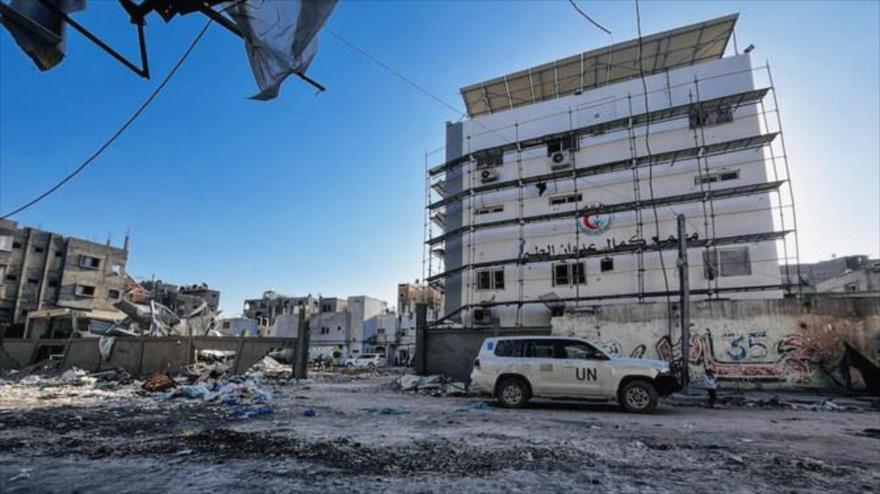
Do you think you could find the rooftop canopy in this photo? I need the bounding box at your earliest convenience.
[460,13,738,117]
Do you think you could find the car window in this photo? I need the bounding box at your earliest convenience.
[494,340,525,357]
[524,340,555,359]
[558,341,605,360]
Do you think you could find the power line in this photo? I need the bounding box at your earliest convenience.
[0,19,214,220]
[567,0,612,34]
[327,29,466,118]
[634,0,672,306]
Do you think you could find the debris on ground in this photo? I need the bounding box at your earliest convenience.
[142,372,175,392]
[457,402,490,412]
[393,374,469,397]
[364,406,410,415]
[667,391,879,413]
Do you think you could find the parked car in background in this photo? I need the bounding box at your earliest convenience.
[344,353,384,369]
[469,336,680,413]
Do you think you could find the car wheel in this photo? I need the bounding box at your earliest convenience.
[619,380,658,413]
[496,377,530,408]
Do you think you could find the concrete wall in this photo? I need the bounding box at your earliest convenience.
[423,327,550,382]
[552,296,880,391]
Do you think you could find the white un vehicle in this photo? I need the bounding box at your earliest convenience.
[469,336,680,413]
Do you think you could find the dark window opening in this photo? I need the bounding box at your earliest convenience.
[75,285,96,297]
[695,169,740,186]
[704,247,751,279]
[79,255,101,270]
[601,257,614,272]
[547,135,576,155]
[689,106,734,128]
[108,289,121,299]
[553,262,587,286]
[27,277,39,285]
[6,274,17,281]
[34,246,44,253]
[476,268,505,290]
[549,193,582,205]
[12,241,22,249]
[475,149,503,168]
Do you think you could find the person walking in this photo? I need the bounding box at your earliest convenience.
[704,369,718,408]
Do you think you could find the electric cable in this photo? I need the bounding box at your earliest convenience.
[1,19,214,220]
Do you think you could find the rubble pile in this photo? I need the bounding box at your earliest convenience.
[393,374,469,397]
[1,356,289,418]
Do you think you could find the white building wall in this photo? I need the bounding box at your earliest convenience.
[443,54,784,327]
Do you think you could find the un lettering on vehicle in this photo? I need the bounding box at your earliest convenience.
[575,368,597,381]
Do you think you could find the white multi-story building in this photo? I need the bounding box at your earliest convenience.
[426,14,798,328]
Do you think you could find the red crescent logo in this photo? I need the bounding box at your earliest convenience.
[582,213,599,230]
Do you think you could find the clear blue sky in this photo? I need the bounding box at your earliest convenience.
[1,1,878,315]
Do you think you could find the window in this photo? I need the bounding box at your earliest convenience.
[475,149,503,168]
[600,257,614,272]
[525,340,556,358]
[689,106,734,128]
[108,289,120,299]
[547,135,576,155]
[12,241,22,249]
[377,328,385,334]
[495,339,526,357]
[476,268,505,290]
[475,204,504,215]
[27,277,39,285]
[704,247,751,279]
[75,284,96,297]
[5,273,16,282]
[337,326,342,332]
[48,280,58,288]
[559,341,606,360]
[549,193,582,206]
[553,262,586,286]
[321,327,330,335]
[322,304,332,313]
[695,169,740,186]
[222,321,231,329]
[0,235,13,252]
[845,282,859,292]
[79,255,101,270]
[34,246,44,254]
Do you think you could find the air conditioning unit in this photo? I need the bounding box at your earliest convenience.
[549,151,572,170]
[473,308,492,325]
[479,169,498,183]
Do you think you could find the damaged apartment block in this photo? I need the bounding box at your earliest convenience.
[0,219,129,337]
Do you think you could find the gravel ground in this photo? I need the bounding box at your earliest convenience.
[1,371,878,493]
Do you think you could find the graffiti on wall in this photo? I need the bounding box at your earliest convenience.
[654,329,820,383]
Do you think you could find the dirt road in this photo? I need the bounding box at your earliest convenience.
[1,372,878,493]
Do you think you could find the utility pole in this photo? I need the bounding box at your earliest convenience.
[676,214,690,393]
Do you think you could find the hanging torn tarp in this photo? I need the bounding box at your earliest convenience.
[0,0,86,71]
[225,0,338,100]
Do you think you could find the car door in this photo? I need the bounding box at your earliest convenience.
[522,339,563,396]
[554,340,614,398]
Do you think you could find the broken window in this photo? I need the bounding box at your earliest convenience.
[547,135,576,155]
[223,321,231,329]
[553,262,587,286]
[108,289,121,299]
[695,169,740,186]
[689,106,734,129]
[34,246,44,254]
[600,257,614,272]
[704,247,751,279]
[5,273,16,282]
[474,149,503,169]
[79,255,101,270]
[12,241,22,249]
[475,204,504,215]
[48,280,58,288]
[27,277,39,285]
[549,193,582,206]
[322,304,332,313]
[74,284,96,297]
[476,268,505,290]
